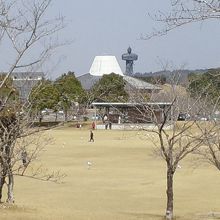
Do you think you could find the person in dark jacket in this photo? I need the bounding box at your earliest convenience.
[21,150,28,166]
[109,121,112,129]
[89,130,94,142]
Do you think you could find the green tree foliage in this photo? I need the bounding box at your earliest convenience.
[91,73,128,102]
[0,75,19,127]
[55,71,85,102]
[30,80,60,113]
[54,72,85,120]
[188,69,220,104]
[0,75,18,102]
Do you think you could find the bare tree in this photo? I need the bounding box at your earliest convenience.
[144,0,220,39]
[0,0,65,203]
[91,69,220,219]
[131,71,219,220]
[1,0,64,86]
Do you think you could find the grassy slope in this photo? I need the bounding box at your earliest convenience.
[1,127,220,220]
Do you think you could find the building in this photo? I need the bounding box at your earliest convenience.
[89,56,123,76]
[77,55,161,95]
[92,102,172,130]
[1,72,44,101]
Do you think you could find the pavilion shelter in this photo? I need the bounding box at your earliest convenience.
[92,102,172,129]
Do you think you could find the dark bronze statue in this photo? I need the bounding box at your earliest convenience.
[122,47,138,75]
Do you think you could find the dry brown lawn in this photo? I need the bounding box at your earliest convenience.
[1,126,220,220]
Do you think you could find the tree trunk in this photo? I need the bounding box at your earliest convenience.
[0,176,5,202]
[64,110,67,122]
[7,172,14,203]
[166,167,174,220]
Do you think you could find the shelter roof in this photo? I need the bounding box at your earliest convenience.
[77,73,161,91]
[92,102,172,107]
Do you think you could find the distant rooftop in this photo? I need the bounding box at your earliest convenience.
[123,75,161,91]
[77,73,161,91]
[0,72,44,101]
[77,73,101,90]
[0,72,44,80]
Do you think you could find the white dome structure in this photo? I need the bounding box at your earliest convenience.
[89,56,124,76]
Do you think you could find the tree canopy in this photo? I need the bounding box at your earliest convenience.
[53,72,85,120]
[91,73,128,102]
[54,71,85,102]
[188,68,220,105]
[30,80,60,112]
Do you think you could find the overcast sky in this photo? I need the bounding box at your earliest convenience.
[38,0,220,78]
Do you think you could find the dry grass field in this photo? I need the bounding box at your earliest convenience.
[1,126,220,220]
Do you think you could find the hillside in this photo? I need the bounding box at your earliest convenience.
[134,69,209,84]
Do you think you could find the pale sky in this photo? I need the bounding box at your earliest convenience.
[5,0,220,78]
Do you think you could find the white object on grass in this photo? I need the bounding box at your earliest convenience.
[87,161,92,169]
[177,164,182,169]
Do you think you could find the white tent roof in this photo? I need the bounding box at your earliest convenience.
[89,56,124,76]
